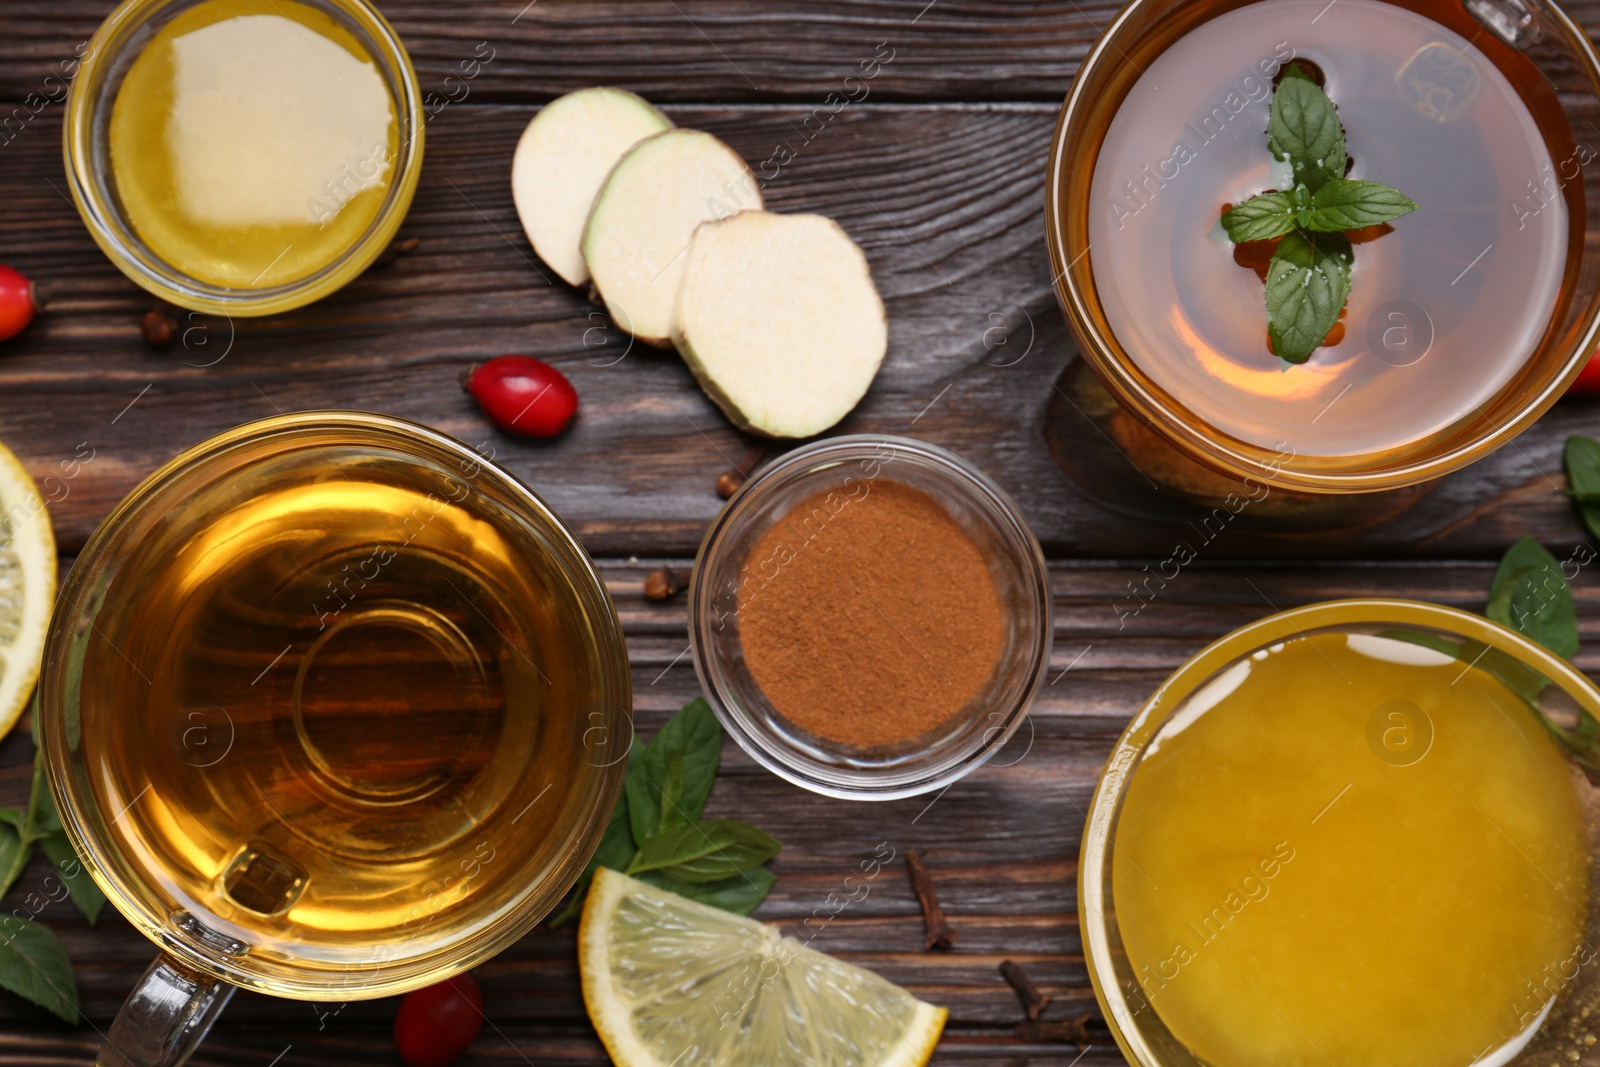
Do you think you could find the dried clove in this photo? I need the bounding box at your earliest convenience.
[372,236,420,269]
[141,308,175,350]
[1013,1015,1092,1049]
[906,850,956,950]
[715,445,769,498]
[644,566,683,601]
[1000,959,1052,1020]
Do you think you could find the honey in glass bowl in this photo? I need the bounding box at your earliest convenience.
[64,0,424,315]
[1080,600,1600,1067]
[109,0,399,290]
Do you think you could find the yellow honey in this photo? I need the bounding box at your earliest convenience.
[1114,631,1589,1067]
[109,0,398,288]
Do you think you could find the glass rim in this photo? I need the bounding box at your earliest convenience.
[1044,0,1600,493]
[1077,596,1600,1065]
[38,410,632,999]
[688,434,1054,801]
[62,0,426,317]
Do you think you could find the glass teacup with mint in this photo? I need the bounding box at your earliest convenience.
[1047,0,1600,493]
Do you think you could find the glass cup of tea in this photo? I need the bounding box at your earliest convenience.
[1081,598,1600,1066]
[1047,0,1600,492]
[37,412,632,1066]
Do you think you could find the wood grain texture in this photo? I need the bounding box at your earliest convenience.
[2,0,1600,1063]
[3,0,1106,104]
[0,101,1596,559]
[0,558,1576,1065]
[4,0,1600,103]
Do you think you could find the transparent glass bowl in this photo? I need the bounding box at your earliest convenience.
[63,0,425,316]
[689,435,1053,800]
[1046,0,1600,492]
[1081,598,1600,1066]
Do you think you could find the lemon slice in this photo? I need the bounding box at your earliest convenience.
[581,867,947,1067]
[0,443,54,740]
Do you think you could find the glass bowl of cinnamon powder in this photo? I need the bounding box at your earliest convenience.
[689,435,1052,799]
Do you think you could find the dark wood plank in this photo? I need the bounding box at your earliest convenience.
[0,102,1596,560]
[1,0,1104,105]
[0,557,1576,1064]
[6,0,1600,104]
[4,2,1600,1063]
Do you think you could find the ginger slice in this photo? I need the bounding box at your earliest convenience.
[582,129,762,345]
[673,210,887,437]
[511,87,672,287]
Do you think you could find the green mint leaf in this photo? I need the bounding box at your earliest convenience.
[635,866,776,916]
[1268,64,1346,193]
[549,750,640,928]
[0,822,27,904]
[656,750,690,834]
[1265,229,1351,363]
[0,919,79,1024]
[626,699,721,845]
[1384,623,1584,769]
[625,819,781,884]
[1306,179,1418,232]
[39,836,105,926]
[1565,435,1600,543]
[1475,643,1553,705]
[1379,629,1545,702]
[1222,191,1297,243]
[26,750,61,842]
[1488,536,1578,659]
[1292,183,1314,227]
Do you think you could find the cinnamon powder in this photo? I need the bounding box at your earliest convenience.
[738,480,1005,747]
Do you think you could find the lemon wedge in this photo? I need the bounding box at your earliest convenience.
[0,442,53,740]
[580,867,947,1067]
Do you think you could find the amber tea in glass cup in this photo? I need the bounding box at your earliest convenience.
[38,413,631,1066]
[1047,0,1600,492]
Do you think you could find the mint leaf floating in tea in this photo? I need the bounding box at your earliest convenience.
[1264,230,1353,363]
[1267,62,1346,193]
[1305,180,1420,231]
[1221,61,1418,364]
[1220,190,1298,242]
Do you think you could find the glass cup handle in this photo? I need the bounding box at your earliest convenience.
[96,955,236,1067]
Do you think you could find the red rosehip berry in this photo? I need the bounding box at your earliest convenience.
[394,974,484,1067]
[1570,350,1600,397]
[463,356,578,438]
[0,266,45,343]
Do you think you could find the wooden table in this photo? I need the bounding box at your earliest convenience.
[3,1,1600,1063]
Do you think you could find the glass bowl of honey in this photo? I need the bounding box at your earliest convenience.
[64,0,424,315]
[688,435,1053,800]
[1047,0,1600,492]
[1081,598,1600,1067]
